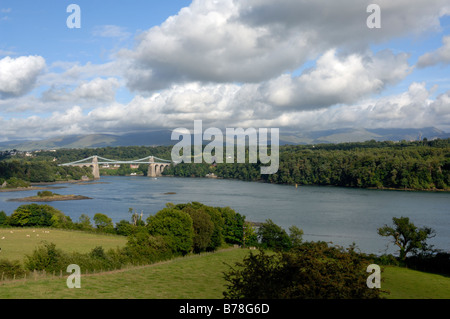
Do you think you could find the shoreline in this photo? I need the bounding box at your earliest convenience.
[163,175,450,193]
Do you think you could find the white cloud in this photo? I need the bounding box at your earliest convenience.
[1,81,449,140]
[1,0,449,141]
[120,0,446,92]
[0,56,46,98]
[42,77,120,103]
[417,35,450,68]
[260,49,412,110]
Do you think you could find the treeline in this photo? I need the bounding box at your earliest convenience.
[0,161,93,184]
[164,139,450,191]
[2,139,450,190]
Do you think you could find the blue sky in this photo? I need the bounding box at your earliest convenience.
[0,0,450,141]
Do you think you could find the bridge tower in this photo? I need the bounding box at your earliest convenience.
[92,156,100,180]
[148,156,156,178]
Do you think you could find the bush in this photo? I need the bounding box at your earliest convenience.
[223,242,383,299]
[37,191,57,197]
[0,259,26,279]
[24,242,128,273]
[4,177,30,188]
[124,233,173,264]
[8,204,73,228]
[406,252,450,276]
[24,242,69,273]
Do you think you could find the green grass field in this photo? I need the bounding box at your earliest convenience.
[0,228,128,262]
[0,248,250,299]
[0,228,448,299]
[382,266,450,299]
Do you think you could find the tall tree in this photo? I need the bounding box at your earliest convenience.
[377,216,436,261]
[146,208,194,255]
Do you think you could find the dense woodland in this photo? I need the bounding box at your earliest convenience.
[165,139,450,191]
[1,139,449,190]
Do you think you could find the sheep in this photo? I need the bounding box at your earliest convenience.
[1,237,5,240]
[26,234,30,237]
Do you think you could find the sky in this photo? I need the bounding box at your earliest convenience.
[0,0,450,142]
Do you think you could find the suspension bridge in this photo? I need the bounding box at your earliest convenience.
[59,155,173,179]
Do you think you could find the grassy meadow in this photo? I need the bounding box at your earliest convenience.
[0,228,127,262]
[0,228,448,299]
[382,266,450,299]
[0,247,250,299]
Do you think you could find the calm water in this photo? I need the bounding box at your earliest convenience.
[0,176,449,255]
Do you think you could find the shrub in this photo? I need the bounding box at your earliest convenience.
[24,242,69,273]
[9,204,72,228]
[5,177,30,188]
[37,191,57,197]
[124,233,173,264]
[406,252,450,276]
[0,259,26,279]
[223,242,383,299]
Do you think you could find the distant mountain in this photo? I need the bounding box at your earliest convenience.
[279,127,450,145]
[0,130,175,151]
[0,127,449,151]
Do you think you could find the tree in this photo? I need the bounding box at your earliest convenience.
[146,208,194,256]
[289,225,304,248]
[129,208,145,226]
[257,219,292,251]
[93,213,114,232]
[184,207,214,253]
[9,204,63,227]
[174,202,224,251]
[115,220,134,236]
[378,216,436,261]
[0,211,7,226]
[219,206,245,245]
[243,221,258,247]
[76,214,93,230]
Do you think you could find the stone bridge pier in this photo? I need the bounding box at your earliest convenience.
[147,156,170,177]
[70,155,100,179]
